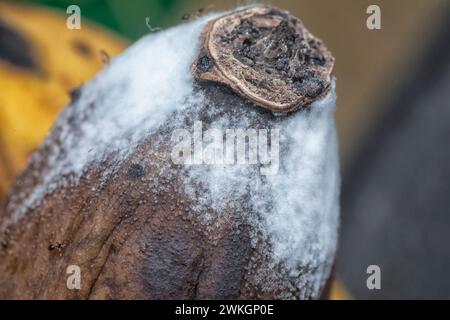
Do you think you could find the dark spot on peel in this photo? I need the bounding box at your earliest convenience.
[0,19,38,71]
[100,50,110,64]
[294,78,325,97]
[196,55,213,73]
[48,242,65,251]
[69,86,82,104]
[72,39,93,58]
[127,164,145,180]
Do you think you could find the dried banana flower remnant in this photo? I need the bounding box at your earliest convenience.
[0,6,339,300]
[192,5,334,113]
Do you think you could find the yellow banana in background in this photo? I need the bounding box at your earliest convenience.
[0,2,128,200]
[329,279,351,300]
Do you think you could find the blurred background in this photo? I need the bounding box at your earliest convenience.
[1,0,449,299]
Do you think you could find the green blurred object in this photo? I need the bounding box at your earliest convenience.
[17,0,187,40]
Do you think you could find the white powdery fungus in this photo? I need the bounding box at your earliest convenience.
[184,84,339,299]
[5,9,339,299]
[266,88,339,297]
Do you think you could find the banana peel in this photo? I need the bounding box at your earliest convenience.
[0,2,128,200]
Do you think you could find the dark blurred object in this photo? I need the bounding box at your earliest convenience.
[338,7,450,299]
